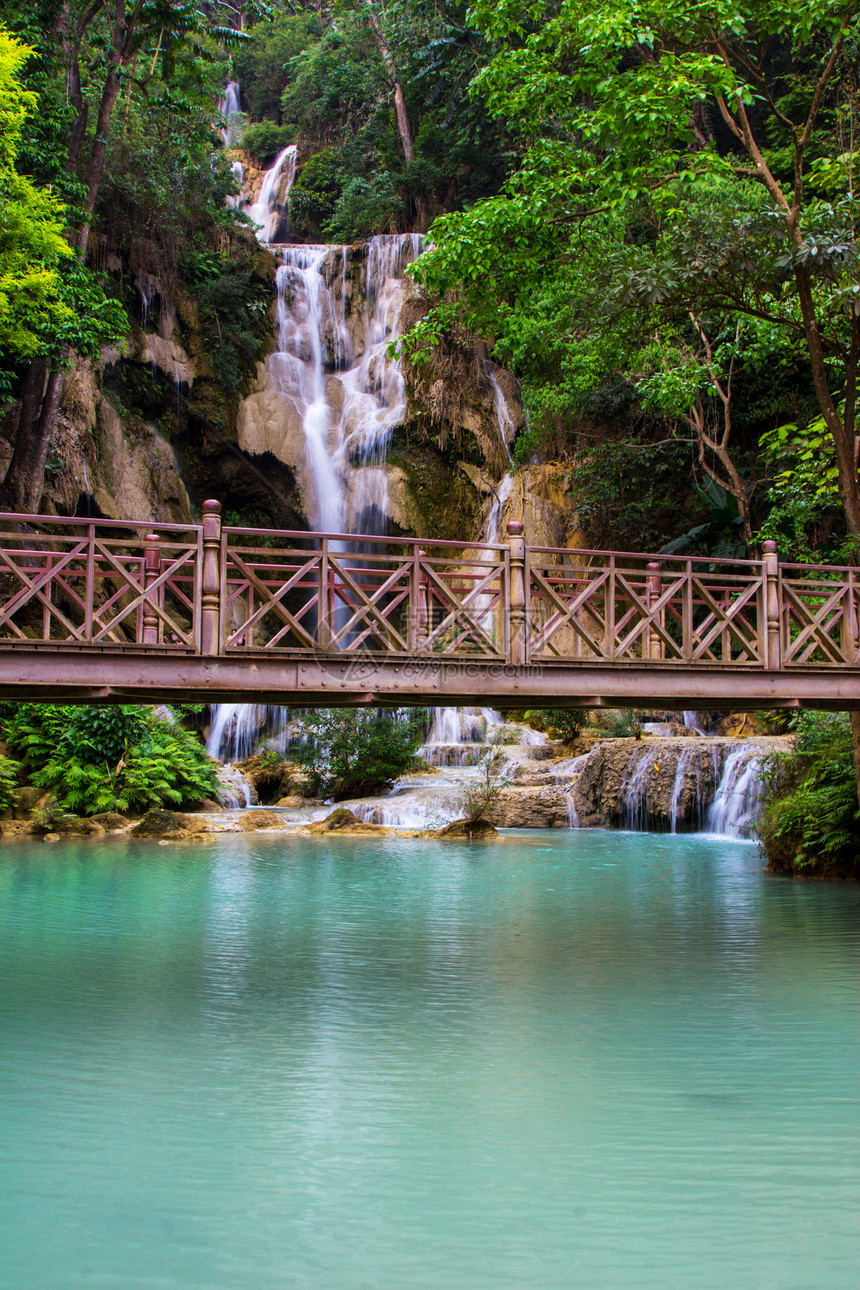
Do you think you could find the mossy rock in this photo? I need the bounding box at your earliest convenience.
[90,812,132,832]
[131,809,184,837]
[238,809,287,831]
[434,818,498,839]
[306,808,389,835]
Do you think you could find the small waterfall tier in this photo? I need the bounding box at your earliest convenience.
[566,736,788,837]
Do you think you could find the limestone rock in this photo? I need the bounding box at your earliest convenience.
[90,812,131,832]
[489,787,569,829]
[239,810,287,831]
[131,809,185,837]
[93,400,192,524]
[306,808,389,835]
[434,818,498,839]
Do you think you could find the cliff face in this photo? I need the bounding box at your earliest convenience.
[3,231,585,559]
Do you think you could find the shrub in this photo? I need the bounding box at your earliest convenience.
[2,704,218,816]
[290,709,427,799]
[241,120,294,167]
[457,735,512,822]
[597,709,644,739]
[522,709,583,743]
[758,713,860,876]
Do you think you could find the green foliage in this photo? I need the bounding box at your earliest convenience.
[182,252,270,394]
[232,11,321,122]
[2,704,218,817]
[405,0,860,550]
[522,710,583,743]
[0,752,19,813]
[457,733,512,821]
[0,27,73,383]
[288,150,341,238]
[241,120,294,167]
[758,713,860,876]
[598,710,645,739]
[291,708,427,800]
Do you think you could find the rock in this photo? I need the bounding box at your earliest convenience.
[93,399,192,525]
[0,819,37,837]
[214,763,258,808]
[238,809,287,831]
[90,812,131,832]
[488,787,569,829]
[197,799,225,812]
[305,808,389,835]
[235,755,294,804]
[43,833,61,843]
[12,786,51,819]
[434,818,498,839]
[174,814,212,834]
[131,809,184,837]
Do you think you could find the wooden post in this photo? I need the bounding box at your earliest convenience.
[201,499,221,656]
[410,547,429,650]
[762,540,780,671]
[142,533,160,646]
[646,562,663,661]
[317,538,332,650]
[507,521,528,666]
[842,568,859,663]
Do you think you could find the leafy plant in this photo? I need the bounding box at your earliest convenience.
[0,752,19,813]
[2,704,218,816]
[758,713,860,876]
[241,120,294,167]
[290,708,427,800]
[598,710,645,740]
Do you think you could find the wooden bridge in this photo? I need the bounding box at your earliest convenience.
[0,502,858,710]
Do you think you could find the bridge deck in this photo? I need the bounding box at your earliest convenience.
[0,504,857,709]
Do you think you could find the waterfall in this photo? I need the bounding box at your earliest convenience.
[209,229,426,771]
[669,742,722,833]
[206,704,297,764]
[619,744,661,830]
[482,360,515,463]
[424,707,506,768]
[227,160,245,210]
[707,745,765,838]
[247,145,298,243]
[218,80,242,146]
[683,711,708,735]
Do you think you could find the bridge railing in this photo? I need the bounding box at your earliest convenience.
[0,503,858,671]
[221,525,509,656]
[526,546,770,667]
[0,512,202,650]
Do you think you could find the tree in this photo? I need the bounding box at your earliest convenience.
[407,0,860,789]
[419,0,860,521]
[0,28,73,391]
[290,708,427,799]
[2,1,247,514]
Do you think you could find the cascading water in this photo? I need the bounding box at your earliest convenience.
[218,80,242,146]
[247,145,298,243]
[706,745,765,838]
[209,149,426,770]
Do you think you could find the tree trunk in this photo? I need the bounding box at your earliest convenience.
[365,5,429,229]
[76,67,121,256]
[4,367,66,514]
[2,360,48,509]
